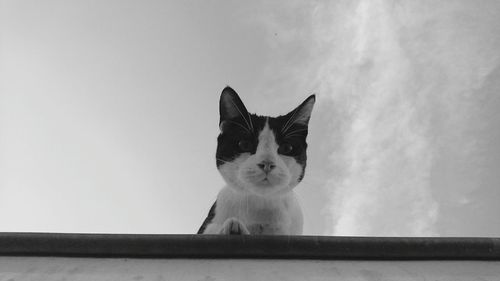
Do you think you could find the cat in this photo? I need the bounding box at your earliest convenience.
[197,86,315,235]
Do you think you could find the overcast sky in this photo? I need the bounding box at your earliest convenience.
[1,0,500,236]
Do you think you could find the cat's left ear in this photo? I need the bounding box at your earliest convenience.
[286,94,316,126]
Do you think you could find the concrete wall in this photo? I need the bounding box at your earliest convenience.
[1,257,499,281]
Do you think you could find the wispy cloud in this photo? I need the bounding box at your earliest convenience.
[258,0,500,236]
[318,0,440,236]
[320,0,500,236]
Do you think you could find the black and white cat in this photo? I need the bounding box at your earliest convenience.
[198,87,315,235]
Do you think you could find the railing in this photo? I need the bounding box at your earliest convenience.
[0,233,499,260]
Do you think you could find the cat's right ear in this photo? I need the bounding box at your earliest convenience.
[219,86,251,127]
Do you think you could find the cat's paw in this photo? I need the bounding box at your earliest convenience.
[219,218,250,235]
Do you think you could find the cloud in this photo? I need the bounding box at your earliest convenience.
[320,0,500,236]
[319,0,440,236]
[258,0,500,236]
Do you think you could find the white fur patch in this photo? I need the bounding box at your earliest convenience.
[203,186,303,235]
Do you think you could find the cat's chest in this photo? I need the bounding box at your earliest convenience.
[227,199,290,222]
[243,205,288,223]
[238,206,291,235]
[217,188,293,228]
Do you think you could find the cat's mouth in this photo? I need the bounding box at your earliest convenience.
[240,168,286,189]
[254,175,280,187]
[261,177,271,184]
[239,169,291,195]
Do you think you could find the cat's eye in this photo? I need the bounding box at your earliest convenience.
[278,142,294,155]
[237,140,253,152]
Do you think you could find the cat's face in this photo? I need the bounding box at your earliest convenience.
[216,87,315,197]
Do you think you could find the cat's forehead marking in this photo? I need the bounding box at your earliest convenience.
[256,118,278,154]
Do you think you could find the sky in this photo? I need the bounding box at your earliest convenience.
[1,0,500,236]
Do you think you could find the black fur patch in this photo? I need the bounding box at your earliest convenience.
[197,201,217,234]
[216,113,267,167]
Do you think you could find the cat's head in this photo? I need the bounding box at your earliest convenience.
[216,87,315,197]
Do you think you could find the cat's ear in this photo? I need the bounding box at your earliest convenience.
[219,86,251,125]
[285,94,316,127]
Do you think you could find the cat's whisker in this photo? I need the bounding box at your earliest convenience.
[224,120,252,134]
[228,99,253,132]
[247,112,254,131]
[284,128,308,138]
[281,107,300,134]
[285,128,308,135]
[216,158,231,164]
[283,134,304,139]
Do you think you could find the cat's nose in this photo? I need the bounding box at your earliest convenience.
[257,160,276,173]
